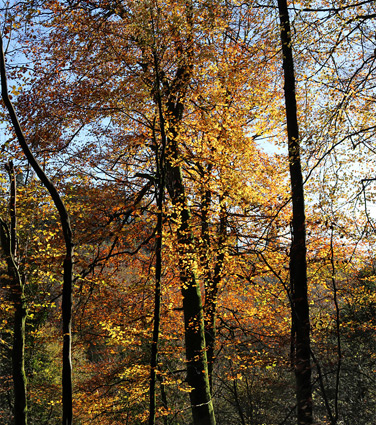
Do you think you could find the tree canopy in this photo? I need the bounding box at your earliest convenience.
[1,1,376,424]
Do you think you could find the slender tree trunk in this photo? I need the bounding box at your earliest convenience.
[277,1,313,424]
[200,184,214,388]
[0,36,74,425]
[9,162,27,425]
[12,297,27,425]
[149,126,165,425]
[206,203,226,389]
[157,373,168,425]
[0,162,28,425]
[201,188,226,391]
[62,256,73,425]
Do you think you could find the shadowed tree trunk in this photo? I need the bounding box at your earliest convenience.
[165,151,216,425]
[149,115,166,425]
[154,56,215,425]
[0,161,28,425]
[200,185,227,391]
[155,72,216,425]
[277,1,313,424]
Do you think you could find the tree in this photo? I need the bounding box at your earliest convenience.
[149,85,166,425]
[5,1,376,424]
[0,34,74,425]
[0,161,28,425]
[277,0,312,423]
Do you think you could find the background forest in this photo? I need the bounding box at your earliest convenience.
[0,0,376,424]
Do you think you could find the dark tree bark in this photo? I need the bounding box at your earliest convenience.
[0,36,74,425]
[200,186,227,391]
[277,1,313,424]
[165,153,216,425]
[155,79,216,425]
[157,61,215,425]
[148,119,165,425]
[200,186,214,388]
[157,373,168,425]
[0,161,28,425]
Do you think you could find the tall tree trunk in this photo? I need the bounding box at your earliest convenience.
[149,124,165,425]
[0,36,74,425]
[12,293,27,425]
[155,93,216,425]
[0,161,28,425]
[277,1,313,424]
[200,186,227,391]
[200,181,213,386]
[146,1,215,421]
[165,152,216,425]
[149,5,215,417]
[206,202,226,390]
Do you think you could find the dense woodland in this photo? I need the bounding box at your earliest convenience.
[0,0,376,424]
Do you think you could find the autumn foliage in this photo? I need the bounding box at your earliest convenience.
[1,1,376,424]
